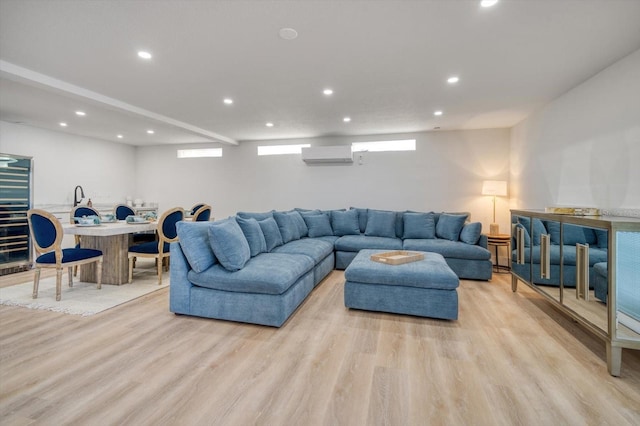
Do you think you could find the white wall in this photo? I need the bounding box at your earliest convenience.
[0,121,136,207]
[510,49,640,211]
[135,129,511,232]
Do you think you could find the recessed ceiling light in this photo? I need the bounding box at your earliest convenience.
[447,76,459,84]
[343,117,351,123]
[138,51,152,59]
[146,129,154,134]
[434,110,443,116]
[279,28,298,40]
[75,111,86,116]
[323,88,334,96]
[223,98,233,105]
[59,122,67,127]
[265,122,274,127]
[434,127,441,130]
[480,0,498,7]
[117,134,123,139]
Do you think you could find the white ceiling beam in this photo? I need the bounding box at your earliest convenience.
[0,60,238,146]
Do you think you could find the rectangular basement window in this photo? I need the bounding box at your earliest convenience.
[257,144,311,156]
[177,148,223,158]
[351,139,416,152]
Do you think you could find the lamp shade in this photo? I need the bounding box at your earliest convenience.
[482,180,508,197]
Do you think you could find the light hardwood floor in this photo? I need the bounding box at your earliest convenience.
[1,271,639,425]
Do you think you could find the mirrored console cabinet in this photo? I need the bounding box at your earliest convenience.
[510,209,640,376]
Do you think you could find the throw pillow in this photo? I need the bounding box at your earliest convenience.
[207,218,250,271]
[435,213,467,241]
[303,213,333,237]
[460,222,482,245]
[236,211,274,221]
[330,209,360,236]
[514,223,531,247]
[288,210,308,237]
[594,229,608,249]
[517,216,546,246]
[236,216,267,257]
[176,221,217,273]
[273,211,302,243]
[258,217,284,251]
[365,209,397,238]
[402,212,435,239]
[350,207,368,233]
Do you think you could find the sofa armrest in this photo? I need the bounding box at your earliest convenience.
[478,234,488,249]
[170,242,193,314]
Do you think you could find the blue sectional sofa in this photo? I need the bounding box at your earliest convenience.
[170,208,492,327]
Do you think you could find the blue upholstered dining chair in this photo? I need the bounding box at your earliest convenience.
[192,204,212,222]
[127,207,184,285]
[190,204,205,216]
[27,209,103,301]
[114,204,135,220]
[69,205,100,276]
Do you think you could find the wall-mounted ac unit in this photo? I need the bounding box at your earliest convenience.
[301,146,353,164]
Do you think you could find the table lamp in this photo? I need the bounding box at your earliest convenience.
[482,180,508,235]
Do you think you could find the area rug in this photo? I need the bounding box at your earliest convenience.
[0,265,168,316]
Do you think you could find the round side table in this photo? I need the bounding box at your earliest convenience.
[486,234,511,273]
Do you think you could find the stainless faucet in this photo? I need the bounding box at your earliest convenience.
[73,185,85,207]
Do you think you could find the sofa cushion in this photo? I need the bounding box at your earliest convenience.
[237,211,274,221]
[335,235,403,252]
[302,213,333,237]
[403,238,491,260]
[236,216,267,257]
[545,222,596,246]
[460,222,482,245]
[258,217,283,251]
[514,223,531,247]
[594,229,608,249]
[208,218,251,271]
[273,211,302,243]
[176,221,217,273]
[272,238,334,263]
[365,209,397,238]
[311,235,340,245]
[517,217,546,246]
[435,214,467,241]
[350,207,368,233]
[403,212,435,239]
[288,210,308,237]
[331,209,360,236]
[188,253,315,295]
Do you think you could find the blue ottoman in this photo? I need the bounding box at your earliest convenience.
[344,249,460,320]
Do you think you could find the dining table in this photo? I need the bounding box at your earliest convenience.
[63,220,157,285]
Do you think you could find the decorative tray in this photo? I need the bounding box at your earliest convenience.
[127,220,150,224]
[370,250,425,265]
[544,207,601,216]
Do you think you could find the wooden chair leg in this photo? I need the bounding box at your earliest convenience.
[157,256,163,285]
[68,267,73,287]
[55,268,63,301]
[32,267,41,299]
[74,265,78,277]
[128,257,134,283]
[96,258,103,290]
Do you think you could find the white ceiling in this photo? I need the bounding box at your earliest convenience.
[1,0,639,147]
